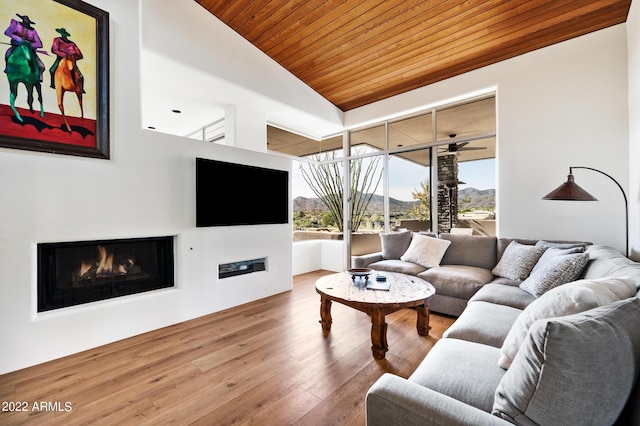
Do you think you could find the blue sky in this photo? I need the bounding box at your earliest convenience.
[458,159,496,190]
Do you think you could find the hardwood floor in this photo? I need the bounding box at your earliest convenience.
[0,271,455,425]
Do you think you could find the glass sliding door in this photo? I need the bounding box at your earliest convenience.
[269,93,496,272]
[456,144,496,236]
[348,124,385,256]
[389,148,432,233]
[348,153,384,256]
[388,112,434,233]
[434,96,496,235]
[293,153,345,242]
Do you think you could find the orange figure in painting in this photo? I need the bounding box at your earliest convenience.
[50,28,84,132]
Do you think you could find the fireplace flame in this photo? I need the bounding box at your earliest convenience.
[78,246,135,280]
[80,261,91,277]
[96,246,114,275]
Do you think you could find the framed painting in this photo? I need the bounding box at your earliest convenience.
[0,0,109,159]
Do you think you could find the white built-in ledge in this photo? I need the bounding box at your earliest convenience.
[219,257,267,279]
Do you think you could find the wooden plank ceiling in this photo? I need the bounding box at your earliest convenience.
[194,0,630,111]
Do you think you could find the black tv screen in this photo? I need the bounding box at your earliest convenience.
[196,158,289,227]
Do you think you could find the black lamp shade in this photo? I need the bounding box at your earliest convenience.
[542,166,629,257]
[542,174,598,201]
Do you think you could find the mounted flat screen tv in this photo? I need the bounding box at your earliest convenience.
[196,158,289,227]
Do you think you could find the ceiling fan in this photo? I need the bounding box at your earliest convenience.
[438,134,487,155]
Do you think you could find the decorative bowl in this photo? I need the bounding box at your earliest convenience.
[347,268,373,285]
[347,268,374,277]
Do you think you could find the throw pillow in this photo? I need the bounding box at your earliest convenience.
[400,233,451,268]
[530,245,585,274]
[493,298,640,425]
[534,240,589,250]
[491,241,547,280]
[519,252,590,297]
[498,276,637,369]
[379,231,413,259]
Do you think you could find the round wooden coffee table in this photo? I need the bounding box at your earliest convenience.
[315,271,435,360]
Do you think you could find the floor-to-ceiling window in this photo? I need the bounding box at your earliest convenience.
[347,125,385,255]
[388,148,432,232]
[388,111,434,233]
[268,93,495,265]
[345,95,496,258]
[268,125,346,244]
[435,97,496,235]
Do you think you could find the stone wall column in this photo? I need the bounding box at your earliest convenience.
[437,154,459,233]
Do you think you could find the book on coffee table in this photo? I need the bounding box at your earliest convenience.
[366,279,391,291]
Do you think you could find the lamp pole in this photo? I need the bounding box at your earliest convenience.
[563,166,629,257]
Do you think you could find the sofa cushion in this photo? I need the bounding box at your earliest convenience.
[581,245,629,278]
[439,234,497,269]
[498,276,638,369]
[491,241,547,280]
[418,265,494,299]
[443,301,522,348]
[400,233,451,268]
[493,297,640,425]
[582,245,640,286]
[427,294,469,317]
[519,252,589,297]
[469,283,536,310]
[368,259,427,275]
[380,230,413,259]
[410,338,506,413]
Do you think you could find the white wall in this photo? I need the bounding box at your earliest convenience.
[628,0,640,261]
[0,0,321,374]
[292,240,346,275]
[139,0,344,140]
[345,25,630,253]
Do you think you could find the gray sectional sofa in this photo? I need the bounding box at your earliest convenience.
[355,232,640,425]
[353,231,591,316]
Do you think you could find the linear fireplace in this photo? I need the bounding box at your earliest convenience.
[37,236,174,312]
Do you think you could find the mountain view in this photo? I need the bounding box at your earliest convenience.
[458,187,496,210]
[293,188,495,213]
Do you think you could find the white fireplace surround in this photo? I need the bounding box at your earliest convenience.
[37,236,175,312]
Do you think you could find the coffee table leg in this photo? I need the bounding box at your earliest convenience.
[416,303,430,336]
[370,311,388,360]
[319,297,332,332]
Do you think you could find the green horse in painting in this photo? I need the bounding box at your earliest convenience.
[5,43,44,122]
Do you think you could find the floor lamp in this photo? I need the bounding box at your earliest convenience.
[542,166,629,258]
